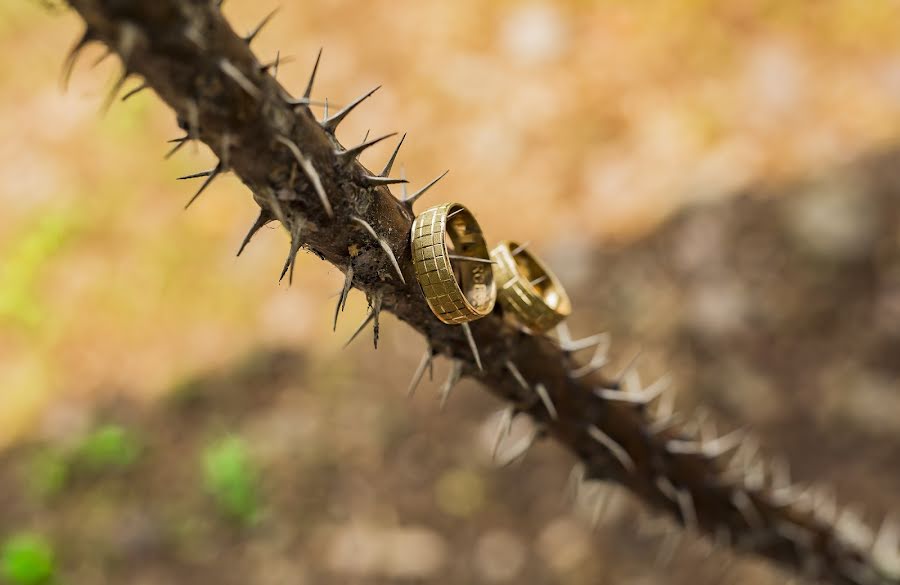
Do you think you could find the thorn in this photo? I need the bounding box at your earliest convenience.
[560,331,610,353]
[399,166,408,201]
[121,81,149,102]
[101,69,130,113]
[491,407,515,462]
[499,426,540,468]
[349,216,406,284]
[534,383,558,420]
[407,348,433,397]
[61,28,95,90]
[504,360,529,391]
[591,487,615,529]
[439,360,463,410]
[322,98,328,122]
[568,334,612,378]
[565,463,585,503]
[511,242,530,256]
[379,133,406,177]
[164,135,189,159]
[361,176,408,187]
[322,85,380,133]
[336,132,396,164]
[275,135,332,217]
[260,51,293,76]
[370,291,384,349]
[303,48,322,100]
[244,7,280,44]
[177,169,216,180]
[404,170,449,207]
[344,309,376,348]
[236,208,274,256]
[186,99,199,143]
[264,189,287,226]
[279,219,304,284]
[666,428,742,459]
[731,490,764,531]
[219,59,261,99]
[333,265,354,331]
[183,161,223,208]
[595,374,671,405]
[676,489,699,533]
[587,425,635,472]
[529,275,548,287]
[447,254,496,265]
[460,322,483,372]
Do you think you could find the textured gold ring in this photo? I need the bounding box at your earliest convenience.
[490,240,571,333]
[411,203,496,324]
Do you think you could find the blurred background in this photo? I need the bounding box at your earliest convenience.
[1,1,899,583]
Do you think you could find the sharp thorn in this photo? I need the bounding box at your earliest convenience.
[165,135,190,159]
[303,48,322,100]
[350,216,406,284]
[101,69,130,114]
[595,374,671,406]
[344,310,376,349]
[279,220,304,284]
[511,241,530,256]
[504,360,529,391]
[237,207,274,256]
[379,132,406,177]
[568,335,612,378]
[275,135,333,217]
[534,383,558,420]
[244,7,280,45]
[333,265,354,331]
[361,175,408,187]
[560,331,610,353]
[219,58,261,99]
[407,349,433,398]
[399,166,408,201]
[439,360,463,410]
[177,169,214,180]
[447,254,496,265]
[121,81,149,102]
[371,292,383,349]
[322,85,380,133]
[184,162,223,209]
[460,322,482,372]
[586,425,635,472]
[336,132,396,164]
[529,275,548,287]
[61,28,95,90]
[676,489,699,533]
[499,426,540,468]
[491,407,515,462]
[732,490,765,531]
[404,169,449,206]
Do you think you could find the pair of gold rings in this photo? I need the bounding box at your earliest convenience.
[410,203,571,333]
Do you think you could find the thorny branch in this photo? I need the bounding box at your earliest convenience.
[62,1,898,583]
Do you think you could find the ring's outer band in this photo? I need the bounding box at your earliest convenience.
[490,240,571,333]
[411,203,496,324]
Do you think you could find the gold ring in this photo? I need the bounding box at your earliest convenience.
[490,240,571,333]
[411,203,496,324]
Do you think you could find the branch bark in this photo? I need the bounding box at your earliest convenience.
[62,1,898,584]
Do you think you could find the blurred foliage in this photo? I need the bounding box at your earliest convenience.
[202,436,260,525]
[0,534,55,585]
[74,424,140,472]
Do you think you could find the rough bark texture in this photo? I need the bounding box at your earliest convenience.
[62,1,899,584]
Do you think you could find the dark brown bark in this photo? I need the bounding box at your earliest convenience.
[61,1,899,584]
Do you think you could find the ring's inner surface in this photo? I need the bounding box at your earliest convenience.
[507,241,564,310]
[444,207,493,310]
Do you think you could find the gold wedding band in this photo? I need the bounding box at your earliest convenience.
[490,241,571,333]
[411,203,496,324]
